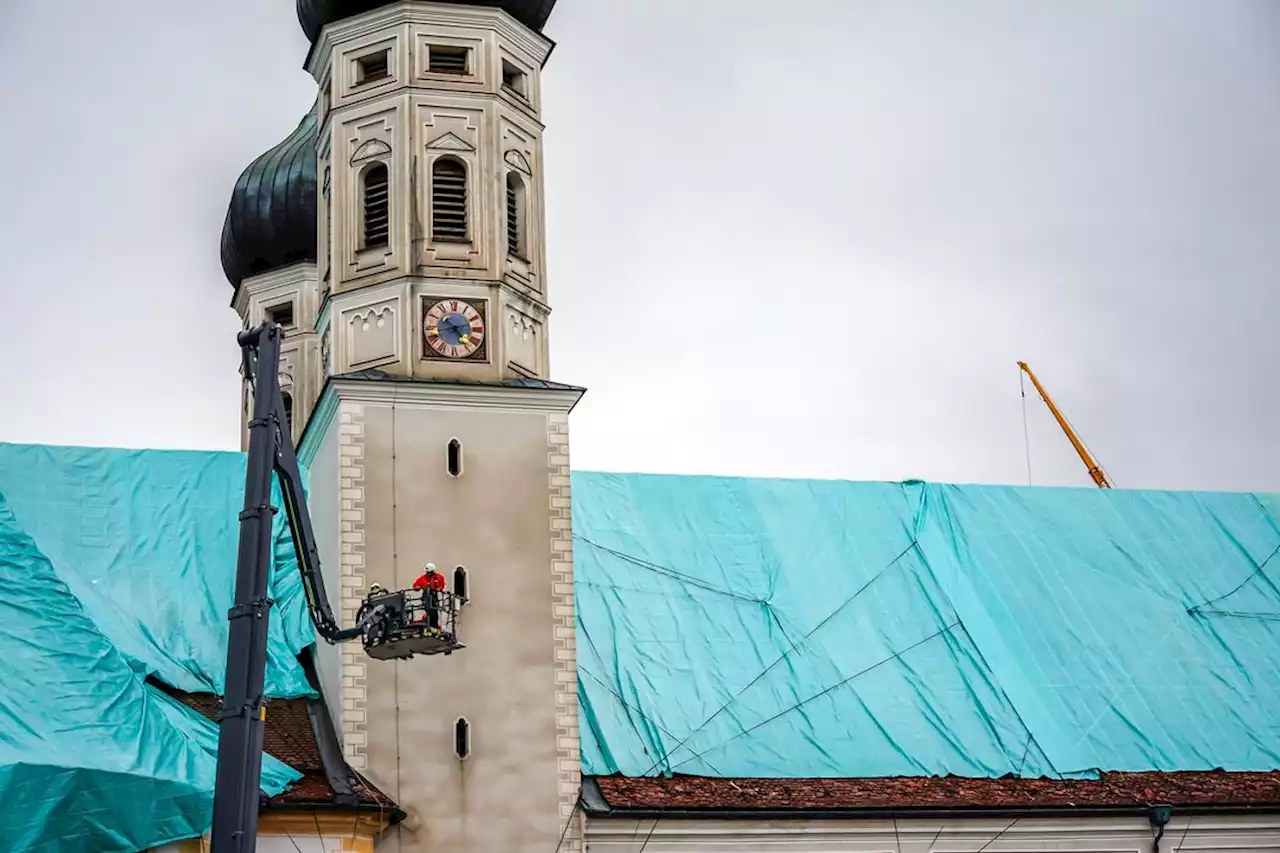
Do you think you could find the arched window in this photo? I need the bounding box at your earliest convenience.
[506,172,527,259]
[454,717,472,760]
[447,438,463,478]
[453,566,469,604]
[281,391,294,432]
[432,158,468,242]
[361,163,390,249]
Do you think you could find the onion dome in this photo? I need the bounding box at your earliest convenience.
[220,108,319,289]
[297,0,557,42]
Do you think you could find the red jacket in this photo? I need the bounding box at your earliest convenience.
[414,571,446,592]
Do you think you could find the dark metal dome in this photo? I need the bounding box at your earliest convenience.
[220,108,318,288]
[297,0,557,42]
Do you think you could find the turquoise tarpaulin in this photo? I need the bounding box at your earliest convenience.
[0,485,300,853]
[0,443,315,697]
[572,472,1280,780]
[3,440,1279,849]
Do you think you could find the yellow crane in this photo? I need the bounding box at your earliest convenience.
[1017,361,1114,489]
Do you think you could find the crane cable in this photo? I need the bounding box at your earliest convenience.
[1019,367,1033,486]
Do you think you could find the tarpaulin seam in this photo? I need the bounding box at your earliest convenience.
[940,615,1064,781]
[634,537,922,778]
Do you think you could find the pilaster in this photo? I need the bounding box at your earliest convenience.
[548,411,583,852]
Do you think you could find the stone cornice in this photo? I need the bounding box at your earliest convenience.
[231,262,318,315]
[334,376,583,412]
[300,375,583,459]
[307,1,555,81]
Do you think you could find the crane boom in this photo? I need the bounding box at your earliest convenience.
[1017,361,1113,489]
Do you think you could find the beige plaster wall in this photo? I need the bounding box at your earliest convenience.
[310,383,580,853]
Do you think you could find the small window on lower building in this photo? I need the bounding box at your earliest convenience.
[501,60,528,98]
[447,439,463,477]
[357,50,390,85]
[454,717,471,760]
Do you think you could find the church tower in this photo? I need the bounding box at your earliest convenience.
[220,2,582,851]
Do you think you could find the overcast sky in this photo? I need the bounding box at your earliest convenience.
[0,0,1276,492]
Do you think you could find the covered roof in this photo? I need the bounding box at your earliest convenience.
[170,691,397,812]
[1,439,1278,848]
[0,443,366,852]
[297,0,558,42]
[571,473,1280,784]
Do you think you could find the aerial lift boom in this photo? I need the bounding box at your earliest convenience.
[211,324,461,853]
[1017,361,1113,489]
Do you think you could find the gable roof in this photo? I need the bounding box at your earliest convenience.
[571,472,1280,783]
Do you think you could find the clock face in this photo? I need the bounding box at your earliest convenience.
[424,299,486,360]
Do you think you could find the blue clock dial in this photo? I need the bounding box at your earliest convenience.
[438,313,472,346]
[424,299,486,359]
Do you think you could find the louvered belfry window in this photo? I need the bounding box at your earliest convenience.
[432,158,468,242]
[506,172,525,258]
[362,163,390,249]
[429,45,469,75]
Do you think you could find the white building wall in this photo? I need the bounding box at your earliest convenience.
[585,814,1280,853]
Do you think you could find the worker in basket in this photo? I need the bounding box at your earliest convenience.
[413,563,446,630]
[356,583,397,646]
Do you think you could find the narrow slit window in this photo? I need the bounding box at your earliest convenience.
[506,172,526,258]
[357,50,390,85]
[454,717,471,760]
[362,163,390,249]
[429,45,470,75]
[281,391,294,432]
[432,158,468,242]
[447,439,463,477]
[453,566,469,603]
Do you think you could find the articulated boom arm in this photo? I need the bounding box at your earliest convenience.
[269,379,358,645]
[212,324,462,853]
[212,323,358,853]
[242,323,357,644]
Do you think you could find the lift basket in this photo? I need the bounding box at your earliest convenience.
[356,588,464,661]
